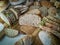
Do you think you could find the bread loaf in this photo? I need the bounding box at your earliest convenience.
[27,9,41,15]
[48,7,57,15]
[39,6,48,17]
[19,14,41,27]
[20,25,37,35]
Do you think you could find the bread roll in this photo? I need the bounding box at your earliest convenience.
[27,9,41,15]
[54,1,60,8]
[48,7,57,15]
[19,14,41,27]
[41,1,52,8]
[39,6,48,17]
[4,28,18,37]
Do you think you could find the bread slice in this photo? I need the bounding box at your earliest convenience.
[19,14,41,27]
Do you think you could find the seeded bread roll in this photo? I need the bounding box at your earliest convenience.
[48,7,57,16]
[54,1,60,8]
[19,14,41,27]
[4,28,18,37]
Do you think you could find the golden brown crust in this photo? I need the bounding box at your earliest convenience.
[41,1,52,8]
[20,25,37,35]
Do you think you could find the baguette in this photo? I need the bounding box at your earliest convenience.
[45,22,60,31]
[46,16,60,24]
[43,17,60,27]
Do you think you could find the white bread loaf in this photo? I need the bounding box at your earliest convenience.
[19,14,41,27]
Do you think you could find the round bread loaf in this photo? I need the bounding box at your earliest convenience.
[19,14,41,27]
[39,6,48,17]
[48,7,57,16]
